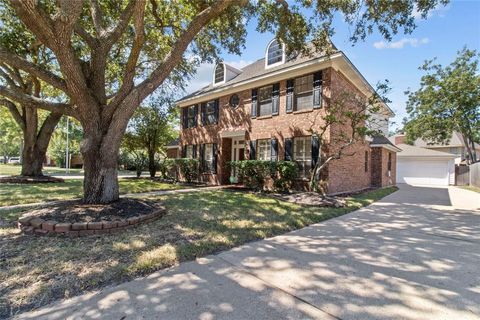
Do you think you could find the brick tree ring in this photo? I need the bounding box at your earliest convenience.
[16,199,167,237]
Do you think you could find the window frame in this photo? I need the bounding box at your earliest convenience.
[364,151,369,172]
[203,143,215,173]
[185,145,194,159]
[294,74,314,111]
[265,39,285,68]
[387,152,392,171]
[213,63,225,85]
[187,105,196,128]
[205,100,216,125]
[258,85,273,116]
[293,136,312,179]
[257,139,271,161]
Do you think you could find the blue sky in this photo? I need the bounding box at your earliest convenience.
[185,0,480,132]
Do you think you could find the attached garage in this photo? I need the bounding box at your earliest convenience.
[396,144,456,186]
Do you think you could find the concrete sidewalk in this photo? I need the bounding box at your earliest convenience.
[15,185,480,320]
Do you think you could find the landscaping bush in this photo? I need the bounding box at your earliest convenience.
[175,158,199,183]
[158,159,176,180]
[273,161,298,192]
[230,160,297,192]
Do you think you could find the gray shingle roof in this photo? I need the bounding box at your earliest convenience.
[396,144,457,158]
[178,48,331,102]
[371,135,397,147]
[166,138,179,147]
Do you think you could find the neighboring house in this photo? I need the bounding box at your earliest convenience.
[171,40,398,194]
[165,138,180,159]
[390,132,480,164]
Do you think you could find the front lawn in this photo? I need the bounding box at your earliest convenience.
[0,164,137,176]
[0,178,182,207]
[0,186,397,317]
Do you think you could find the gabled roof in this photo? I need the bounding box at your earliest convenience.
[396,144,457,158]
[370,135,402,152]
[179,49,329,102]
[166,138,179,148]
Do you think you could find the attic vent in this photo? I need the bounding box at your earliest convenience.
[214,63,225,84]
[265,39,285,68]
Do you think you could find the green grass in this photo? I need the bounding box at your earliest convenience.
[0,186,397,317]
[459,185,480,193]
[0,178,182,207]
[0,164,137,176]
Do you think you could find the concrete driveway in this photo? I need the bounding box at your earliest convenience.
[16,185,480,320]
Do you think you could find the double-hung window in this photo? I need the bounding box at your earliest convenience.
[257,139,271,160]
[294,74,314,111]
[204,143,214,172]
[294,137,312,178]
[205,101,216,125]
[185,145,194,159]
[187,106,196,128]
[258,86,273,116]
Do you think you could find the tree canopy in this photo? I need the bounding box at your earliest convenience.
[0,0,448,203]
[404,47,480,163]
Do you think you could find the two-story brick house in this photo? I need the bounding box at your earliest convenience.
[171,40,399,194]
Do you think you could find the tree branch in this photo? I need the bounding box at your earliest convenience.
[0,85,74,117]
[0,47,67,92]
[36,111,63,150]
[135,0,241,102]
[89,0,106,35]
[74,23,98,47]
[0,98,25,130]
[104,0,137,45]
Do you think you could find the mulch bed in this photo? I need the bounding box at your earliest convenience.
[21,198,164,223]
[0,175,65,184]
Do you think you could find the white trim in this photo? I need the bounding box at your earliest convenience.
[265,38,286,69]
[219,129,246,138]
[166,145,179,149]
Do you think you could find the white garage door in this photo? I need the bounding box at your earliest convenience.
[397,158,450,186]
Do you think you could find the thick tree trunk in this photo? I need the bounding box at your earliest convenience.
[21,141,45,176]
[148,151,156,178]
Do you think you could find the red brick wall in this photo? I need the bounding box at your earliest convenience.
[325,69,372,194]
[371,147,396,188]
[166,148,179,159]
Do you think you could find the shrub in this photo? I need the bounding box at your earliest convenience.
[273,161,298,192]
[230,160,298,192]
[158,159,176,180]
[175,158,199,183]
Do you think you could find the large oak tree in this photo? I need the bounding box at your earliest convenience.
[0,0,447,203]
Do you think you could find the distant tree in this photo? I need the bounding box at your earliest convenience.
[309,82,390,194]
[404,48,480,163]
[124,97,178,178]
[0,108,21,163]
[0,0,447,203]
[0,3,63,176]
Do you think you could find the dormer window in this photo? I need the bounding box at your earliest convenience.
[265,39,285,68]
[214,63,225,85]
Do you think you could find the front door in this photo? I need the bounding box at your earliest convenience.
[231,137,245,179]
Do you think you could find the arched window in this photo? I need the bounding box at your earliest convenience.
[266,39,284,67]
[214,63,224,84]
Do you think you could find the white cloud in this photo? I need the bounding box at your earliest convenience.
[184,59,254,94]
[373,37,430,50]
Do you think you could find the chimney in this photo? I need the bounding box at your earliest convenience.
[394,135,406,145]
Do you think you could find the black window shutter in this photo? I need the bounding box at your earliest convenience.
[182,108,188,129]
[272,83,280,115]
[214,99,219,124]
[313,71,322,109]
[199,144,205,172]
[286,79,294,113]
[251,89,257,118]
[311,135,320,168]
[193,145,197,158]
[249,140,256,160]
[201,103,206,126]
[212,143,218,173]
[271,138,278,161]
[193,105,198,126]
[284,138,293,161]
[181,145,186,158]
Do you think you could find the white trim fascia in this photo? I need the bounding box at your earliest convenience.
[398,155,457,160]
[178,52,342,107]
[370,144,402,152]
[219,129,246,138]
[166,145,179,149]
